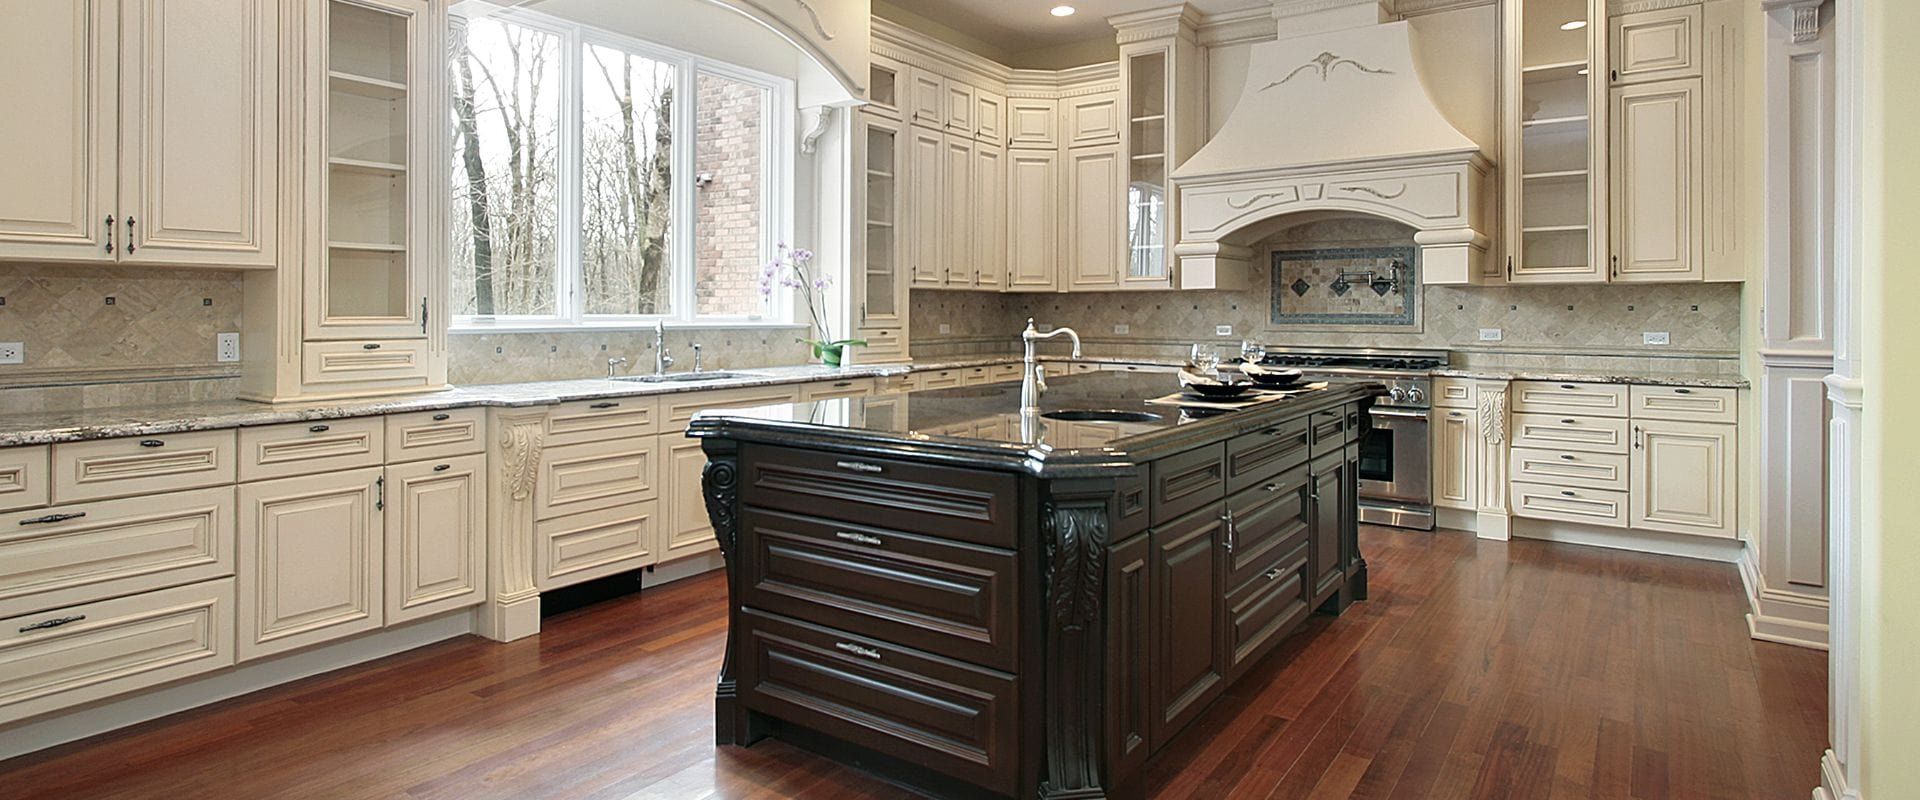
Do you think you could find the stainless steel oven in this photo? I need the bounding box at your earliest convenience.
[1357,406,1433,530]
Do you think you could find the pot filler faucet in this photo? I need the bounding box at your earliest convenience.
[1020,317,1082,414]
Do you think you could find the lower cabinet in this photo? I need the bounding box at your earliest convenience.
[237,467,384,662]
[1308,453,1350,600]
[1432,407,1479,511]
[534,500,659,591]
[384,454,487,624]
[1630,418,1736,537]
[1148,505,1226,750]
[661,435,718,561]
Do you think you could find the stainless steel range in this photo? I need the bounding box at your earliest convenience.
[1254,347,1448,530]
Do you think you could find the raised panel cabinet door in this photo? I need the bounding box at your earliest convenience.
[972,87,1004,143]
[971,142,1006,290]
[662,436,718,561]
[1105,533,1152,785]
[119,0,277,267]
[856,112,906,326]
[906,126,945,288]
[0,1,117,262]
[1148,506,1226,750]
[1432,408,1479,511]
[1066,92,1121,147]
[385,455,486,624]
[908,70,944,127]
[1067,146,1122,291]
[237,467,383,662]
[1611,78,1704,282]
[1630,419,1736,537]
[1309,457,1347,600]
[943,80,974,134]
[1610,6,1702,85]
[942,134,976,287]
[1006,149,1060,291]
[1007,97,1058,149]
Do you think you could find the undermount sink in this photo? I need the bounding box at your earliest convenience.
[612,371,761,384]
[1041,409,1164,423]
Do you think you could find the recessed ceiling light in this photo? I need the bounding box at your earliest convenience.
[1051,5,1076,17]
[1560,20,1587,30]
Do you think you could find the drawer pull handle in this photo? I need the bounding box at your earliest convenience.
[1449,411,1464,418]
[589,402,620,410]
[139,439,165,448]
[1560,384,1577,390]
[833,381,853,388]
[18,615,85,633]
[19,512,86,526]
[1561,418,1577,425]
[309,424,331,433]
[1264,568,1284,581]
[1263,482,1282,493]
[835,460,884,474]
[434,464,452,472]
[1561,491,1577,498]
[433,413,451,421]
[1674,388,1693,394]
[1560,454,1576,461]
[363,343,382,350]
[834,642,882,661]
[835,531,884,547]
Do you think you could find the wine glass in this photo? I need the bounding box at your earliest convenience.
[1240,339,1266,364]
[1190,343,1220,375]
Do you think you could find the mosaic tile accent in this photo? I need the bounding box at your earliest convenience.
[1269,246,1417,327]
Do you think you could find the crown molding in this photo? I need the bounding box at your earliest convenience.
[1197,6,1277,47]
[1389,0,1492,16]
[1109,3,1205,44]
[1609,0,1702,14]
[871,15,1014,85]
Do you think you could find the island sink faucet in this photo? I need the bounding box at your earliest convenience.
[653,320,674,376]
[1020,317,1082,414]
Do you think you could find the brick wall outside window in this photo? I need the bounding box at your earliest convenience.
[695,74,766,317]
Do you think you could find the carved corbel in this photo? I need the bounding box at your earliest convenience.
[1038,497,1111,799]
[699,437,750,745]
[482,410,546,642]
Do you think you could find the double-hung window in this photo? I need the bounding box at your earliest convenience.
[448,8,793,329]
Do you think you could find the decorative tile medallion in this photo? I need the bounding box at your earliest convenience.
[1269,246,1419,328]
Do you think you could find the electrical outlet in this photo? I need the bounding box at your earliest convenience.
[216,332,241,363]
[1113,323,1130,335]
[938,323,951,335]
[1215,324,1234,337]
[1478,328,1503,342]
[1643,331,1671,346]
[0,342,22,365]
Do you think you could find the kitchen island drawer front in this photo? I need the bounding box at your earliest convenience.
[0,578,234,726]
[52,431,236,503]
[0,487,236,619]
[1512,483,1629,528]
[535,438,659,521]
[535,500,658,590]
[1511,382,1630,418]
[1225,544,1310,678]
[741,507,1017,671]
[545,397,659,448]
[1309,408,1357,456]
[1224,466,1310,593]
[0,447,49,513]
[1629,385,1737,423]
[739,609,1018,795]
[1150,443,1225,525]
[385,409,488,463]
[1511,413,1631,454]
[238,418,384,482]
[1510,448,1630,492]
[666,386,802,431]
[1226,418,1310,494]
[742,447,1019,549]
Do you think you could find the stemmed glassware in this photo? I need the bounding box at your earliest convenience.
[1189,343,1220,375]
[1240,339,1267,364]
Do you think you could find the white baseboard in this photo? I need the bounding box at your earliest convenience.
[650,551,725,587]
[1817,749,1860,800]
[1738,547,1831,650]
[1432,508,1746,563]
[0,609,478,763]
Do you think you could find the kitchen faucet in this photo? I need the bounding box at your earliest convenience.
[1020,317,1081,414]
[653,320,674,375]
[606,356,629,380]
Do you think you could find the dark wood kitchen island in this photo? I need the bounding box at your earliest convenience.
[689,372,1380,799]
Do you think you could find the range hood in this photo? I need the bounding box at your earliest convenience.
[1171,0,1493,287]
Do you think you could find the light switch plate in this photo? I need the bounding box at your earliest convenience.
[1478,328,1503,342]
[216,333,241,363]
[1113,323,1130,335]
[938,323,951,335]
[1215,324,1234,336]
[1643,331,1671,346]
[0,343,21,365]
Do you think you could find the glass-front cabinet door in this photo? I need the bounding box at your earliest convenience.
[1122,48,1170,287]
[1504,0,1608,283]
[856,110,906,328]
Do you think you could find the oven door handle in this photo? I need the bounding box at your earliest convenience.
[1368,407,1430,421]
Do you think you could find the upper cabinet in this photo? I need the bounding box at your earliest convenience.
[1501,0,1607,284]
[0,0,277,268]
[1114,7,1204,290]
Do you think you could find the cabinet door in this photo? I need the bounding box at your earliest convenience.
[971,142,1006,290]
[1067,146,1122,291]
[119,0,277,267]
[1066,92,1121,147]
[238,467,383,661]
[1630,419,1735,537]
[662,436,718,561]
[1006,149,1060,292]
[385,455,486,624]
[942,135,976,288]
[906,126,945,288]
[857,112,906,326]
[1149,506,1226,749]
[1432,407,1479,511]
[1007,97,1058,149]
[1106,533,1152,783]
[1611,78,1703,282]
[0,1,117,263]
[944,80,974,134]
[908,71,944,127]
[1610,6,1702,85]
[1309,457,1349,600]
[973,87,1004,143]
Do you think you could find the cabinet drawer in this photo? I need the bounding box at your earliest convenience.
[1225,542,1310,678]
[238,417,384,482]
[740,507,1017,671]
[546,396,659,448]
[738,608,1019,795]
[989,362,1023,383]
[1611,6,1701,84]
[1511,381,1630,418]
[535,500,658,591]
[1150,443,1225,525]
[1511,413,1630,454]
[535,438,659,520]
[1310,409,1356,456]
[385,408,487,463]
[742,446,1019,549]
[961,365,994,386]
[0,446,49,512]
[1224,465,1310,593]
[0,578,235,726]
[1512,483,1629,528]
[52,430,236,503]
[914,368,965,390]
[799,377,874,402]
[1629,384,1737,423]
[857,327,906,363]
[1226,417,1310,494]
[1432,378,1477,409]
[1510,448,1630,492]
[301,340,432,391]
[0,487,236,619]
[664,385,801,431]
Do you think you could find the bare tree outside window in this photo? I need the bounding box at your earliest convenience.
[449,15,561,318]
[583,45,676,316]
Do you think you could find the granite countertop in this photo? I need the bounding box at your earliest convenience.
[1429,367,1749,389]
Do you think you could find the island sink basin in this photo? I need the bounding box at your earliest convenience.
[1041,409,1163,423]
[612,371,761,384]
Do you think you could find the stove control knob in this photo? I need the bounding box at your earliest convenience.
[1389,387,1409,404]
[1407,387,1426,404]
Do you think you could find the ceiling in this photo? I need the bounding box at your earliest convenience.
[879,0,1263,55]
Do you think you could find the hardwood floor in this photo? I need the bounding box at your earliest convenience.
[0,528,1827,800]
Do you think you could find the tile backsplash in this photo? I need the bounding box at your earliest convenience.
[0,263,243,387]
[449,327,813,384]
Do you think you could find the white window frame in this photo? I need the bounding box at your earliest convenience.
[450,7,797,332]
